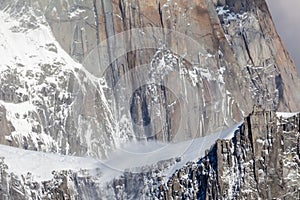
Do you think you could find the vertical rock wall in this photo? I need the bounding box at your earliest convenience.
[0,0,299,157]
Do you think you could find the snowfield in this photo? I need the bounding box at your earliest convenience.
[0,122,243,183]
[0,144,100,182]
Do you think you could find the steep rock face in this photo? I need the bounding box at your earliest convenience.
[0,7,117,158]
[155,108,300,199]
[0,0,299,157]
[44,0,300,140]
[0,108,299,199]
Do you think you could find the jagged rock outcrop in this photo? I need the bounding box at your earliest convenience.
[1,108,299,199]
[0,0,299,159]
[155,108,300,199]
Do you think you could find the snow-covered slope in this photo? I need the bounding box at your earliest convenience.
[0,122,241,183]
[0,7,120,158]
[0,144,99,182]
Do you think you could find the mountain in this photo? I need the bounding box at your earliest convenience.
[0,0,299,158]
[0,0,299,199]
[1,107,299,199]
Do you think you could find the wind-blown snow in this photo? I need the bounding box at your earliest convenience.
[104,122,242,174]
[0,122,242,183]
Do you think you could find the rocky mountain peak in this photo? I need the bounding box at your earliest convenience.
[0,0,299,199]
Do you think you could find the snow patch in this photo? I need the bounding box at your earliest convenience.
[276,112,298,119]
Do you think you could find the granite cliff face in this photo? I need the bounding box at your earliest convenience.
[0,0,300,199]
[0,0,299,159]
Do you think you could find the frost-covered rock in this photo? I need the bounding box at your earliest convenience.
[0,7,118,158]
[0,107,299,199]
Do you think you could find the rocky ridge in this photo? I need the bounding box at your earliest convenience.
[0,107,299,199]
